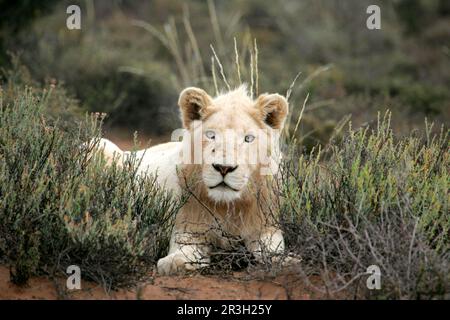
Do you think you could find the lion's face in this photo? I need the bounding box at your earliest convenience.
[178,86,288,203]
[199,107,263,202]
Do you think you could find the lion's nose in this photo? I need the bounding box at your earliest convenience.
[212,164,238,176]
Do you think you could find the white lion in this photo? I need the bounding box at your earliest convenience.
[92,85,291,275]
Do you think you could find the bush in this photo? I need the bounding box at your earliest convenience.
[279,114,449,299]
[0,85,182,289]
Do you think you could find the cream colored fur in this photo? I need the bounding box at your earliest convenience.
[93,85,291,275]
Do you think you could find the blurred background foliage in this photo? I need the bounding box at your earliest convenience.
[0,0,449,149]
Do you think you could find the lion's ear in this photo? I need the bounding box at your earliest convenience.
[255,93,289,130]
[178,87,213,128]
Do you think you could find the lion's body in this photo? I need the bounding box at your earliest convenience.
[94,85,290,274]
[132,142,183,196]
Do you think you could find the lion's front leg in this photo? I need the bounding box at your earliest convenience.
[157,232,211,275]
[246,228,301,267]
[246,228,285,263]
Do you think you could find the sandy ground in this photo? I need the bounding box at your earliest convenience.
[0,266,323,300]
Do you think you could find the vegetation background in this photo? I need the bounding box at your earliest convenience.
[0,0,448,299]
[1,0,449,145]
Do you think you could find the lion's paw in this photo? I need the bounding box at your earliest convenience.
[157,252,208,276]
[280,254,302,267]
[262,254,302,268]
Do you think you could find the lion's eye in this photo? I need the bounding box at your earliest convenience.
[244,134,255,143]
[205,130,216,140]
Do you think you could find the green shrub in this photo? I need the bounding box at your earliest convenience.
[0,85,182,288]
[279,114,449,298]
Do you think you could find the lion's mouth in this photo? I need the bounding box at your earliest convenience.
[209,181,239,192]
